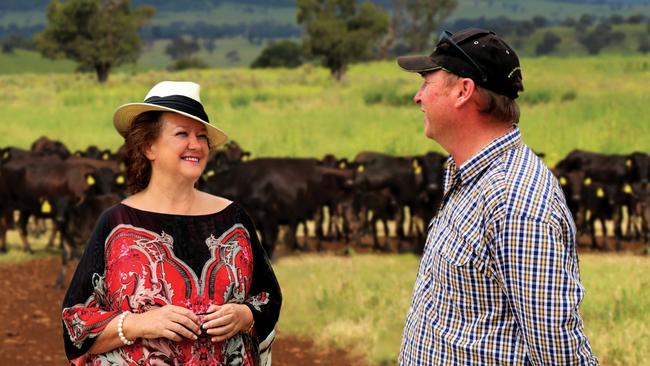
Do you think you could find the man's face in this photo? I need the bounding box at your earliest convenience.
[413,70,455,141]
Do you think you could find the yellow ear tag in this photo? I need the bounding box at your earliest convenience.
[623,184,632,194]
[339,162,347,169]
[86,175,96,186]
[626,159,632,168]
[102,152,110,160]
[2,150,9,160]
[242,155,250,162]
[116,175,125,185]
[41,200,52,214]
[414,166,422,175]
[559,177,567,186]
[357,165,365,173]
[596,188,605,198]
[583,177,592,186]
[206,170,215,177]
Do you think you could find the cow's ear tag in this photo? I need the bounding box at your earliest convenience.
[102,152,110,160]
[41,200,52,214]
[596,188,605,198]
[626,159,632,168]
[206,170,215,178]
[583,177,592,186]
[2,150,9,160]
[75,151,82,157]
[623,184,632,194]
[339,161,347,169]
[559,176,567,186]
[86,174,96,186]
[242,155,250,162]
[357,165,365,173]
[116,175,125,185]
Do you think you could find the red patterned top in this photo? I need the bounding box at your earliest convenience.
[62,203,281,366]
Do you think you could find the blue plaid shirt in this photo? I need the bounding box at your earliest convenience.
[399,128,598,365]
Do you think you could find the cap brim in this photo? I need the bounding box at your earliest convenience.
[113,103,228,150]
[397,55,443,73]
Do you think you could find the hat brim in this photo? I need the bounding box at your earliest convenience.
[397,55,443,73]
[113,103,228,150]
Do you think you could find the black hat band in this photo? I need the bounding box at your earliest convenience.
[144,95,210,123]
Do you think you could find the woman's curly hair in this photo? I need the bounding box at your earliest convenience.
[123,111,163,194]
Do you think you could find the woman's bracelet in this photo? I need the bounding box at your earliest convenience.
[117,311,135,346]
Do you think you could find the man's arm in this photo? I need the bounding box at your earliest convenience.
[491,215,598,365]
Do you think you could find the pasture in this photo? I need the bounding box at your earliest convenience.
[0,54,648,164]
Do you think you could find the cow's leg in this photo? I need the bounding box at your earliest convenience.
[17,212,33,254]
[588,217,599,251]
[0,215,7,253]
[613,208,623,251]
[46,221,59,249]
[599,217,609,251]
[314,209,324,252]
[56,231,72,289]
[395,207,406,253]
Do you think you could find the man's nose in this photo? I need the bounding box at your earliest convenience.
[413,90,422,104]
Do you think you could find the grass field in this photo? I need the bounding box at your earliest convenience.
[274,252,650,366]
[1,54,648,165]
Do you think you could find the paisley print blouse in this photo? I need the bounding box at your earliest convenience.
[62,202,281,365]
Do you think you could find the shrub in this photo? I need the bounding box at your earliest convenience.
[167,57,208,71]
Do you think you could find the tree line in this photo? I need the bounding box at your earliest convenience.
[3,0,649,83]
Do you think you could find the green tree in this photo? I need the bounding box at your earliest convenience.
[251,40,304,69]
[297,0,389,80]
[401,0,457,52]
[34,0,154,82]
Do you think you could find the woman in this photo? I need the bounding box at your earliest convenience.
[62,81,281,365]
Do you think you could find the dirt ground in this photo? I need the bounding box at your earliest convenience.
[0,256,365,366]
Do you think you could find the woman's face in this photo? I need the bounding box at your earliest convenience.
[145,112,210,183]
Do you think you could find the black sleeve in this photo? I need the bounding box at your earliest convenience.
[61,209,118,360]
[236,204,282,343]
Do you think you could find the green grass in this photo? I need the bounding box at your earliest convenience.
[0,48,76,74]
[273,252,650,366]
[0,54,648,165]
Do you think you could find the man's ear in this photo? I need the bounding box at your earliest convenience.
[454,78,476,108]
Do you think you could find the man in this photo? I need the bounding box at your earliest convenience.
[397,29,598,365]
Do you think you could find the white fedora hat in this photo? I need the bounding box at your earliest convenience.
[113,81,228,149]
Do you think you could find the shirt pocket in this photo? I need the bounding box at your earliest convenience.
[436,224,473,267]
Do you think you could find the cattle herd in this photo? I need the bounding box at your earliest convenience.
[0,137,649,287]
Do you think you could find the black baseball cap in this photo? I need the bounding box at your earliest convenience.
[397,28,524,99]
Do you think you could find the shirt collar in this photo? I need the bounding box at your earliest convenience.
[445,126,522,188]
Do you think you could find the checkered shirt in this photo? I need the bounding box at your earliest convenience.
[399,128,598,365]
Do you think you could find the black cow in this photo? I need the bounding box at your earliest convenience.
[0,156,123,253]
[30,136,71,159]
[202,158,350,257]
[55,193,121,288]
[352,151,444,252]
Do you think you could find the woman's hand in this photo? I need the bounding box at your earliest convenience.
[126,305,202,342]
[202,304,254,343]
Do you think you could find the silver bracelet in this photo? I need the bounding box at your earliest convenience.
[117,311,135,346]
